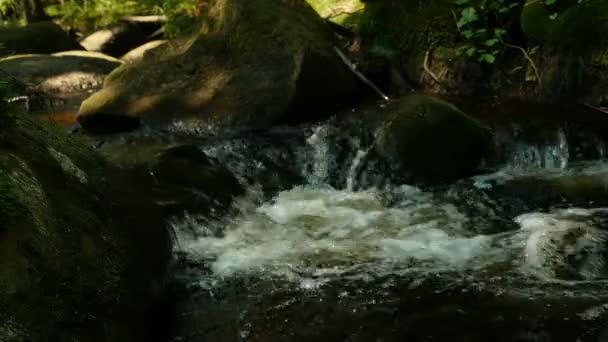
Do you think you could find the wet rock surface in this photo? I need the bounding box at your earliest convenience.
[0,110,172,341]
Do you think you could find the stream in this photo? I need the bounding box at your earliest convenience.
[160,109,608,341]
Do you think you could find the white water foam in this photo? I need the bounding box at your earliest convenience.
[516,208,608,281]
[174,183,608,287]
[174,186,495,282]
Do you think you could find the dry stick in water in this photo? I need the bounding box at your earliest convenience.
[333,46,390,101]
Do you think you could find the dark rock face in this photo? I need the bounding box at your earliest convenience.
[78,0,358,133]
[0,22,83,57]
[372,95,491,181]
[0,110,172,341]
[104,142,246,218]
[79,16,166,58]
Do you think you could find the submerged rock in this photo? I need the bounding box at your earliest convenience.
[0,111,172,341]
[79,15,166,57]
[0,51,122,112]
[0,22,83,57]
[78,0,358,133]
[373,95,490,181]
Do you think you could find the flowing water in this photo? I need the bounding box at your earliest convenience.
[168,117,608,341]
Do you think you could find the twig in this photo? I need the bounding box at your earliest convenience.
[451,10,462,33]
[500,39,543,90]
[422,49,443,85]
[333,46,390,101]
[581,102,608,115]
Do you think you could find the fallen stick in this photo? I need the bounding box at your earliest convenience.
[422,49,443,85]
[581,102,608,115]
[334,46,390,101]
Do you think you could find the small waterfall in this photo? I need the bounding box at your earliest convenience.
[346,149,370,191]
[499,127,570,170]
[305,125,332,186]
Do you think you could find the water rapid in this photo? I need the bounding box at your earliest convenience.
[169,120,608,341]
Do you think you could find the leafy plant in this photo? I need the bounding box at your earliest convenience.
[453,0,523,64]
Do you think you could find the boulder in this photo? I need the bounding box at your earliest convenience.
[521,0,608,60]
[0,51,122,112]
[78,0,358,133]
[101,142,245,217]
[306,0,365,27]
[0,22,83,57]
[79,15,166,57]
[0,110,172,341]
[521,0,608,103]
[372,95,490,181]
[121,40,168,63]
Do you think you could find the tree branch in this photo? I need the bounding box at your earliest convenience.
[500,39,543,90]
[334,46,390,101]
[422,49,443,86]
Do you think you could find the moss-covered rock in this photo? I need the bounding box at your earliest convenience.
[521,0,608,66]
[0,22,83,57]
[120,40,168,63]
[373,95,490,181]
[0,52,122,113]
[0,110,172,341]
[78,0,358,133]
[305,0,365,28]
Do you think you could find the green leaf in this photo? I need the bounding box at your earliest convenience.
[454,0,470,5]
[510,66,524,73]
[528,46,539,55]
[548,12,558,20]
[457,7,479,28]
[545,0,557,4]
[494,28,507,36]
[479,53,496,64]
[462,29,475,39]
[485,38,499,47]
[466,46,477,57]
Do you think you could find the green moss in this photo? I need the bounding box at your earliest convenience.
[375,95,490,180]
[360,1,457,51]
[305,0,365,27]
[0,170,26,226]
[522,0,608,65]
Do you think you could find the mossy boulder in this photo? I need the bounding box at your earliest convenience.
[521,0,608,103]
[373,95,490,181]
[305,0,366,28]
[0,22,83,57]
[120,40,168,63]
[0,51,122,112]
[522,0,608,65]
[78,0,358,133]
[0,111,172,341]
